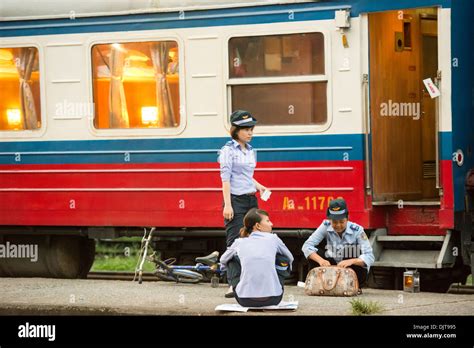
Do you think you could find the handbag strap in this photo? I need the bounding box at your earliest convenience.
[317,268,342,291]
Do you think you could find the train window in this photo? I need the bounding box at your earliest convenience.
[0,47,42,131]
[91,41,180,129]
[228,33,327,126]
[232,82,327,125]
[229,33,324,78]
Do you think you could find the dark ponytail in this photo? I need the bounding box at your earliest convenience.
[239,208,269,238]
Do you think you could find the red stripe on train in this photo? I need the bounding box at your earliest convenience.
[0,160,454,232]
[0,161,363,228]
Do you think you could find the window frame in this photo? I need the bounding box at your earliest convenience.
[86,35,186,137]
[224,29,332,134]
[0,43,46,138]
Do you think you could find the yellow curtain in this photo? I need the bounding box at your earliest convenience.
[150,42,175,128]
[14,47,39,130]
[109,45,129,128]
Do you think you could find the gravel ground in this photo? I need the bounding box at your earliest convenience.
[0,277,472,316]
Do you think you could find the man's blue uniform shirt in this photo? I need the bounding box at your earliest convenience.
[302,220,375,270]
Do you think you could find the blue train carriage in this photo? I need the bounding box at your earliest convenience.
[0,0,472,290]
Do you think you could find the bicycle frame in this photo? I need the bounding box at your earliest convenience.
[152,255,225,284]
[168,263,223,275]
[134,227,224,284]
[134,227,155,284]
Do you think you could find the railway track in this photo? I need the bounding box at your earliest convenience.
[447,284,474,294]
[87,271,158,282]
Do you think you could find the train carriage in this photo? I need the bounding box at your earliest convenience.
[0,0,472,290]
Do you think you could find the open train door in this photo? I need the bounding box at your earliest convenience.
[368,8,440,203]
[365,8,470,291]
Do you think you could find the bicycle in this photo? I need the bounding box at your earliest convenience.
[134,227,224,285]
[150,250,224,285]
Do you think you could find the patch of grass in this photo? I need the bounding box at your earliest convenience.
[95,239,142,256]
[91,255,156,272]
[349,298,384,315]
[113,236,144,242]
[92,238,158,272]
[467,274,473,285]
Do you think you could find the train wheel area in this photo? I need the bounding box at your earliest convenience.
[0,234,95,279]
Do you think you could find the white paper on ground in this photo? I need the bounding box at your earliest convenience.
[215,301,298,312]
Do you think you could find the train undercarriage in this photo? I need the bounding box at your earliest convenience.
[0,223,471,293]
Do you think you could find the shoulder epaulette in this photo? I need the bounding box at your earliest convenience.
[220,141,233,150]
[349,223,360,232]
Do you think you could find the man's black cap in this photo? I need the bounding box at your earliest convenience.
[326,198,348,220]
[230,110,257,127]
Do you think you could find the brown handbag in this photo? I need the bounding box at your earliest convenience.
[304,266,359,296]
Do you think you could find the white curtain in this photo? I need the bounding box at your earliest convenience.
[109,46,129,128]
[150,42,175,128]
[14,48,38,130]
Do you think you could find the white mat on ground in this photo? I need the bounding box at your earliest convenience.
[215,301,298,312]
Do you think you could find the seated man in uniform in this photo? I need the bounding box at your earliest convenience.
[301,198,374,287]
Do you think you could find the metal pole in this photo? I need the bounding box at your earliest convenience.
[363,73,371,194]
[435,70,441,190]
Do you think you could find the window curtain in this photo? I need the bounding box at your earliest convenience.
[150,42,175,128]
[109,45,129,128]
[14,48,38,130]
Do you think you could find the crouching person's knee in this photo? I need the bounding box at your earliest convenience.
[226,255,242,288]
[275,254,291,287]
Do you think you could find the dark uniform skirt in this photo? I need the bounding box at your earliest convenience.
[223,193,258,247]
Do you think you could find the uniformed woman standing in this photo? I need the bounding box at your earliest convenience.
[219,110,268,248]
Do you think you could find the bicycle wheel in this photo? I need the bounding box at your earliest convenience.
[154,268,203,284]
[173,269,204,283]
[154,269,178,282]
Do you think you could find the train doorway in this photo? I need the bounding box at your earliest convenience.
[368,8,440,203]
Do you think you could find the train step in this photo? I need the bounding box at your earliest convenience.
[369,229,455,269]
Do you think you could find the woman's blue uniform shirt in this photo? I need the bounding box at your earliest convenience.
[220,232,294,298]
[219,139,257,195]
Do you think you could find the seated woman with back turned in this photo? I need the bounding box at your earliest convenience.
[220,208,294,307]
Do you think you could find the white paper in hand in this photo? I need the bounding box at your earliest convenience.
[261,189,272,201]
[423,78,440,98]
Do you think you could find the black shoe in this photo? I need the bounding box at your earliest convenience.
[225,286,235,298]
